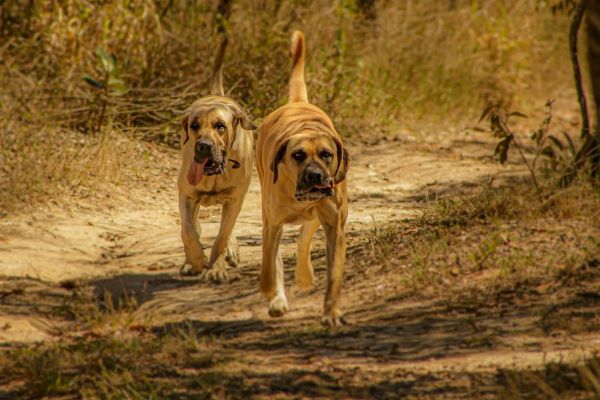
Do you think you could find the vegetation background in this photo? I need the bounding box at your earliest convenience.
[0,0,573,212]
[3,1,600,398]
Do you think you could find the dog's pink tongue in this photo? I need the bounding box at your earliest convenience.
[187,159,209,186]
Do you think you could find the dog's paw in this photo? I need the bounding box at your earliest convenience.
[180,263,204,276]
[321,313,348,328]
[268,295,289,318]
[225,236,240,268]
[180,253,208,276]
[201,266,230,283]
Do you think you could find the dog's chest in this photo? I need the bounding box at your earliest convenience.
[195,189,233,206]
[192,170,246,206]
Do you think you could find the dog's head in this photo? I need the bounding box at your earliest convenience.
[181,97,255,186]
[272,131,349,201]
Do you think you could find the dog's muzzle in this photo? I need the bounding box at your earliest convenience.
[295,165,334,201]
[194,139,226,176]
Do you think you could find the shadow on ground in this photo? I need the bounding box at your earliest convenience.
[90,272,199,307]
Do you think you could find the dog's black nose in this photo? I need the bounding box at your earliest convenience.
[195,139,213,159]
[304,168,323,185]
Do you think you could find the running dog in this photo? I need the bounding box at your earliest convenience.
[178,38,256,282]
[255,31,350,326]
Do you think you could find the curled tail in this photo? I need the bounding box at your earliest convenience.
[289,30,308,103]
[210,36,228,96]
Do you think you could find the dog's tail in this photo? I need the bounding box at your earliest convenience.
[289,30,308,103]
[209,36,228,96]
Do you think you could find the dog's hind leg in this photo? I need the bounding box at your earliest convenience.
[296,219,320,290]
[260,222,288,317]
[179,194,209,275]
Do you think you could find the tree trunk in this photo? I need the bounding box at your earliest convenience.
[560,0,600,186]
[587,0,600,176]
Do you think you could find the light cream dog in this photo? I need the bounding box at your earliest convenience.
[178,38,256,282]
[256,31,350,326]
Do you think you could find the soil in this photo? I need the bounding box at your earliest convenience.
[1,125,599,398]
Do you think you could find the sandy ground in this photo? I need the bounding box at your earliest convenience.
[2,127,599,397]
[0,130,516,337]
[0,133,514,281]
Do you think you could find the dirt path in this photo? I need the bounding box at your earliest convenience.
[4,129,600,398]
[0,134,513,279]
[0,131,517,341]
[2,127,600,397]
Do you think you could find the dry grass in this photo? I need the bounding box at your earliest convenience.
[0,3,595,397]
[1,178,599,398]
[359,178,600,296]
[500,357,600,399]
[2,0,571,130]
[0,113,151,213]
[0,0,572,212]
[0,325,225,398]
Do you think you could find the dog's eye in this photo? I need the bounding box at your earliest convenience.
[292,151,306,162]
[215,122,226,133]
[190,121,199,131]
[320,151,333,162]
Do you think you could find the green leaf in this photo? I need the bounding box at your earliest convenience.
[547,135,564,151]
[96,47,114,73]
[541,145,557,159]
[508,111,528,119]
[478,103,494,123]
[494,134,513,165]
[470,126,487,132]
[108,77,128,96]
[83,76,105,89]
[531,129,542,144]
[562,131,576,156]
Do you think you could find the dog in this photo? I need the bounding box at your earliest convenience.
[178,37,256,282]
[255,31,350,326]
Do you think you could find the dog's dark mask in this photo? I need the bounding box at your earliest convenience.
[271,136,349,201]
[295,160,335,201]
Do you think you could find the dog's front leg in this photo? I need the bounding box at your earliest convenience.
[318,205,347,327]
[260,221,288,317]
[179,193,208,275]
[296,219,320,289]
[203,198,244,283]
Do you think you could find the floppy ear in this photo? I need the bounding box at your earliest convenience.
[235,111,257,131]
[271,141,289,183]
[180,114,190,145]
[333,139,349,184]
[229,104,257,131]
[228,105,256,152]
[237,114,257,131]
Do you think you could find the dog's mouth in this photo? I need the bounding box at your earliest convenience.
[295,182,334,201]
[201,158,226,176]
[187,157,226,186]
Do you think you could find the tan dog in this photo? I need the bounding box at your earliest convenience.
[178,38,256,282]
[256,31,349,326]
